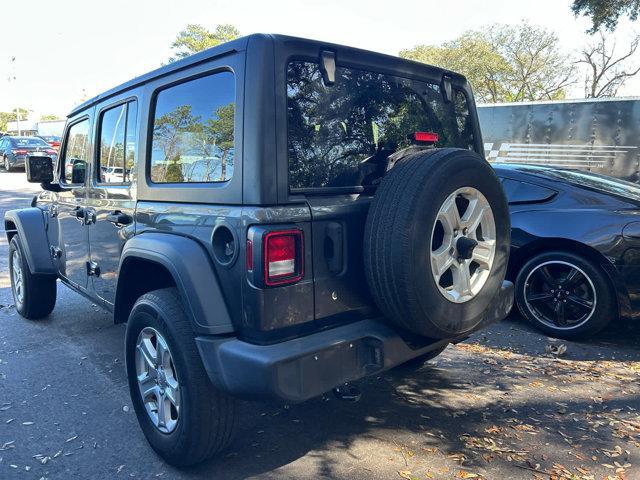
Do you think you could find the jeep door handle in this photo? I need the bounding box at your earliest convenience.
[106,211,132,226]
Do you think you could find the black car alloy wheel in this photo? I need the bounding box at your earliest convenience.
[523,260,596,330]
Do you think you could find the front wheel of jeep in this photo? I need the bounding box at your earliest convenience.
[125,288,236,467]
[9,236,57,319]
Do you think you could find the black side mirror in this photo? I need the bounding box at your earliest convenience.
[26,155,54,183]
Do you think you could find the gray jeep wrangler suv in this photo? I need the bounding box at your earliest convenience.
[5,34,513,466]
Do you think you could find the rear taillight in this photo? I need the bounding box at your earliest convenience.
[263,229,303,286]
[45,149,56,155]
[12,149,27,155]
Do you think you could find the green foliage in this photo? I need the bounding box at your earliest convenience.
[0,108,29,132]
[168,24,240,62]
[165,155,185,183]
[400,23,576,103]
[572,0,640,32]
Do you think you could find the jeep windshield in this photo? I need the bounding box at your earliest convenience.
[287,60,476,191]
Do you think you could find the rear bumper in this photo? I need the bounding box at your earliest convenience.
[197,280,513,403]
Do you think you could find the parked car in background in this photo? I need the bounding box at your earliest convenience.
[0,136,57,171]
[38,135,62,150]
[493,163,640,339]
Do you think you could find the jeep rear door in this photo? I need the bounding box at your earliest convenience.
[87,95,139,304]
[281,53,480,325]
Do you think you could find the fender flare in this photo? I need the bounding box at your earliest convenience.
[4,208,56,276]
[116,233,234,335]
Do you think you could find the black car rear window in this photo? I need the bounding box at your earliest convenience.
[287,61,475,190]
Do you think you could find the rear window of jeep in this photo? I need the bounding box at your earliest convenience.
[287,61,474,190]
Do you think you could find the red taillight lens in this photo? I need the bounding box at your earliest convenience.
[414,132,439,143]
[45,149,56,155]
[12,149,28,155]
[263,229,303,286]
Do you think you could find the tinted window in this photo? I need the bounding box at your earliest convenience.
[149,71,235,183]
[501,178,557,204]
[62,119,89,184]
[287,61,475,190]
[97,101,137,183]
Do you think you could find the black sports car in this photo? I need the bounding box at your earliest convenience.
[493,164,640,339]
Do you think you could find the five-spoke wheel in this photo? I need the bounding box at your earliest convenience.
[135,327,181,434]
[430,187,496,303]
[515,251,615,339]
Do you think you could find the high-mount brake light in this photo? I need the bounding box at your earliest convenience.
[263,229,304,286]
[413,132,439,143]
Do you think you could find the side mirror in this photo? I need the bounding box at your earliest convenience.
[26,155,54,183]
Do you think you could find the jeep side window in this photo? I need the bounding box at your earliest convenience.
[61,119,89,184]
[97,100,137,183]
[149,71,235,183]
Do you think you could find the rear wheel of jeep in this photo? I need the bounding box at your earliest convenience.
[125,288,236,467]
[9,236,56,319]
[364,148,510,339]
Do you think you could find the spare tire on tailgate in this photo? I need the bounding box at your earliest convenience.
[364,148,510,339]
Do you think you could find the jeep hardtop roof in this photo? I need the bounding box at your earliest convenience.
[68,33,468,117]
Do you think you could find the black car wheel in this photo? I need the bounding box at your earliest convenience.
[3,156,10,172]
[515,251,615,339]
[125,288,236,466]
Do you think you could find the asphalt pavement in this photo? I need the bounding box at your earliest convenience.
[1,170,640,480]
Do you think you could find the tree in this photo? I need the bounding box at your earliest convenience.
[572,0,640,33]
[152,105,200,182]
[168,24,240,62]
[579,31,640,97]
[400,23,576,103]
[0,108,29,132]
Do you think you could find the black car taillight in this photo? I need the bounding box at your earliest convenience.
[263,229,304,286]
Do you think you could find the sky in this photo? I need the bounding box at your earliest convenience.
[0,0,638,118]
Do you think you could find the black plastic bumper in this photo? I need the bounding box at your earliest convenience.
[197,280,513,403]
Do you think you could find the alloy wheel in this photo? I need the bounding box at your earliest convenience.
[135,327,181,434]
[430,187,497,303]
[523,260,597,330]
[11,249,24,305]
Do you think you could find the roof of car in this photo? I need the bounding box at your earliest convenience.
[68,33,463,118]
